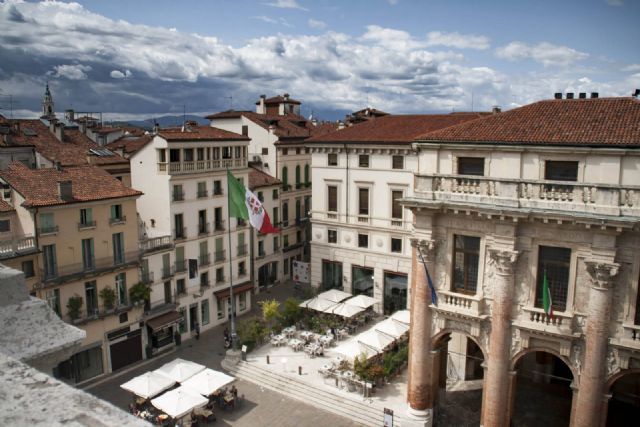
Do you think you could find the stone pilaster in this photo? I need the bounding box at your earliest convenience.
[406,239,436,427]
[573,262,618,427]
[482,249,518,427]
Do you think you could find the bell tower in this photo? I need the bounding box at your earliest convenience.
[41,82,55,119]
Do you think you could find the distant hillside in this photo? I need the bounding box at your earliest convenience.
[112,114,209,130]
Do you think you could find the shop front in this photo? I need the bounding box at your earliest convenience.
[146,310,182,354]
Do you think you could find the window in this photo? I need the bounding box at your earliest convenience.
[0,219,10,233]
[283,235,289,247]
[328,186,337,212]
[85,281,98,316]
[536,246,571,312]
[222,147,231,159]
[46,289,60,316]
[295,165,301,187]
[284,257,289,275]
[391,238,402,253]
[215,238,224,262]
[359,155,369,168]
[262,147,268,155]
[198,210,207,235]
[81,238,95,270]
[238,261,246,276]
[296,230,301,243]
[197,147,204,161]
[545,161,578,182]
[281,166,289,189]
[295,199,301,221]
[177,278,186,295]
[115,273,127,306]
[216,267,224,283]
[169,149,180,162]
[158,149,167,163]
[296,148,301,155]
[179,307,187,332]
[282,202,289,226]
[79,208,93,227]
[197,182,207,198]
[237,232,246,256]
[352,266,374,297]
[273,236,279,250]
[392,155,404,170]
[110,204,124,223]
[257,191,264,202]
[119,312,128,323]
[391,190,404,219]
[384,272,407,314]
[43,244,57,279]
[201,300,210,325]
[213,180,222,195]
[273,207,279,225]
[272,189,278,200]
[199,241,209,265]
[328,229,337,243]
[174,213,185,239]
[39,212,56,234]
[322,260,342,290]
[328,153,337,166]
[172,184,184,201]
[304,164,310,185]
[358,188,369,216]
[112,233,125,264]
[175,246,185,272]
[458,157,485,176]
[184,148,194,162]
[21,260,34,278]
[217,299,225,319]
[358,234,369,248]
[452,235,480,294]
[235,146,242,158]
[214,207,223,230]
[239,292,247,311]
[242,125,248,136]
[200,271,209,288]
[283,148,288,155]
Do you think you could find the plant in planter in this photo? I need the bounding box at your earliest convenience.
[367,364,385,386]
[129,282,151,305]
[354,353,370,380]
[67,294,83,321]
[99,286,116,311]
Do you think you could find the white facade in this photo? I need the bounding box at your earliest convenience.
[250,179,284,290]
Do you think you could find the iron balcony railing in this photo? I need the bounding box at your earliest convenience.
[41,250,139,283]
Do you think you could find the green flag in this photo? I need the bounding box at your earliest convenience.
[227,170,249,220]
[542,270,553,317]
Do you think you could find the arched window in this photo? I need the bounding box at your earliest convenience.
[304,164,310,184]
[282,166,288,187]
[295,165,301,186]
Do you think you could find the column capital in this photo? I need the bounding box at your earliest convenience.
[585,261,619,289]
[488,249,519,276]
[411,238,438,260]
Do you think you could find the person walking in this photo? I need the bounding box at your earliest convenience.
[195,322,200,340]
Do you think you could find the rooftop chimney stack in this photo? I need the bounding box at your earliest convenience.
[257,94,266,114]
[53,122,64,142]
[492,106,502,114]
[579,93,587,99]
[554,93,563,100]
[58,180,73,201]
[633,89,640,98]
[566,93,574,99]
[283,93,290,101]
[591,92,599,98]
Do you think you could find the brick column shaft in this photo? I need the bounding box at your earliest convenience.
[482,250,518,427]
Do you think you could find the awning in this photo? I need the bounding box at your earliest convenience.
[214,281,254,300]
[147,311,182,332]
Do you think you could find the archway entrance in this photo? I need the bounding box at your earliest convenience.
[433,331,484,426]
[512,350,574,427]
[607,372,640,426]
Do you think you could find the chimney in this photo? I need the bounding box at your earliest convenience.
[58,180,73,201]
[579,93,587,99]
[54,123,64,142]
[153,122,160,134]
[633,89,640,98]
[338,120,345,130]
[65,109,75,121]
[257,94,266,114]
[283,93,290,101]
[591,92,599,98]
[12,121,20,133]
[54,161,62,171]
[554,93,562,100]
[492,106,501,114]
[566,92,574,99]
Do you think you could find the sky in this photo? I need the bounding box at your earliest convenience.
[0,0,639,121]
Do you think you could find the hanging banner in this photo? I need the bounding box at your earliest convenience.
[292,260,310,284]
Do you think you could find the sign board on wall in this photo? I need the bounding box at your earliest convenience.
[292,261,310,284]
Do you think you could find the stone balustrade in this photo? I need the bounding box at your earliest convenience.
[159,158,247,174]
[520,306,576,336]
[438,290,484,318]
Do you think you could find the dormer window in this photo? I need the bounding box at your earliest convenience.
[457,157,484,176]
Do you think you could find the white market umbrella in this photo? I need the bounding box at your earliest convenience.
[301,297,338,312]
[358,329,395,352]
[155,358,205,383]
[151,385,208,419]
[334,339,379,360]
[375,317,409,339]
[317,289,352,303]
[390,309,411,325]
[325,302,365,318]
[120,371,176,399]
[344,294,377,309]
[182,368,235,397]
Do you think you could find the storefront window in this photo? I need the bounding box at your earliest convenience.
[322,260,342,291]
[201,300,210,326]
[384,272,407,315]
[352,266,374,297]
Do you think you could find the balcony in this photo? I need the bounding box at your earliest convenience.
[199,253,211,266]
[38,225,59,236]
[237,219,247,228]
[214,250,226,263]
[216,275,226,284]
[144,293,178,318]
[160,158,248,175]
[140,235,173,253]
[414,173,640,218]
[174,227,187,240]
[237,244,247,257]
[257,251,266,259]
[305,182,312,188]
[356,215,369,224]
[0,235,37,259]
[197,189,208,199]
[140,271,154,285]
[198,222,210,236]
[200,279,211,290]
[40,250,140,284]
[238,268,247,277]
[161,265,175,279]
[281,184,292,192]
[175,259,187,274]
[295,183,303,190]
[214,220,226,233]
[516,306,577,338]
[213,188,224,196]
[109,216,126,226]
[78,220,97,230]
[435,290,485,319]
[69,301,136,325]
[619,324,640,350]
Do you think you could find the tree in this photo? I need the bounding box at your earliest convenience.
[259,299,280,330]
[280,297,302,326]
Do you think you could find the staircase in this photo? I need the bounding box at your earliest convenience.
[222,358,406,426]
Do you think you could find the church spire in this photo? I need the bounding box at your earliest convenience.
[41,82,55,120]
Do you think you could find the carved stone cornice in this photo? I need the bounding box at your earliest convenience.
[488,249,519,276]
[585,261,619,290]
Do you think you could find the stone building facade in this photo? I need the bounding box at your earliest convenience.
[402,96,640,426]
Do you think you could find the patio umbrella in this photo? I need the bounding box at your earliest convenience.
[389,309,411,325]
[317,289,352,303]
[155,358,205,383]
[334,339,379,360]
[343,294,377,309]
[182,368,235,397]
[300,297,338,312]
[375,317,409,339]
[150,385,208,419]
[120,371,176,399]
[357,329,395,352]
[325,302,365,318]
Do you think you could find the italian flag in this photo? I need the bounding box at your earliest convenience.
[542,269,553,317]
[227,170,279,234]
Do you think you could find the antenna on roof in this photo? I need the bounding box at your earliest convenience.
[365,83,370,108]
[227,95,233,110]
[183,105,186,127]
[471,91,474,112]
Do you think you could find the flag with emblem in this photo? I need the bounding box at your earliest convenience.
[227,170,279,234]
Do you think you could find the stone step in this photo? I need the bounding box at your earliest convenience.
[224,358,405,427]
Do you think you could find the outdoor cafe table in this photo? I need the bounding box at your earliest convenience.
[282,326,296,337]
[299,331,314,342]
[288,339,304,351]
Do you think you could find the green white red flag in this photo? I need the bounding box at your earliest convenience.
[227,170,279,234]
[542,269,553,317]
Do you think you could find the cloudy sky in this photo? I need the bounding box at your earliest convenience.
[1,0,639,121]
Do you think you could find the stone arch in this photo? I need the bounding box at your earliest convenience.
[433,328,488,362]
[605,367,640,392]
[511,347,579,384]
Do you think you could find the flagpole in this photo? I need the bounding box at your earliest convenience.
[226,168,238,351]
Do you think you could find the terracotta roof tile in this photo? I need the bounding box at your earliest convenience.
[106,134,154,155]
[249,167,281,190]
[306,113,487,144]
[0,199,14,213]
[255,95,301,105]
[417,97,640,146]
[0,162,142,208]
[158,125,249,141]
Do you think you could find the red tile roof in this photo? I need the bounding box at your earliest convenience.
[0,162,142,208]
[306,113,487,144]
[256,95,301,105]
[249,167,281,190]
[106,134,154,155]
[158,125,249,141]
[0,199,14,213]
[416,97,640,146]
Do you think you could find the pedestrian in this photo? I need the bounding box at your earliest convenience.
[195,322,200,340]
[174,329,181,346]
[223,327,229,341]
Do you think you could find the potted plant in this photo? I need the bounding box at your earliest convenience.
[129,282,151,305]
[99,286,116,312]
[67,295,83,322]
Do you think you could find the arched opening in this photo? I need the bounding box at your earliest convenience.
[606,371,640,426]
[512,350,574,427]
[433,331,485,425]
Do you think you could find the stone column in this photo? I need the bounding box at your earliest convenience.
[573,262,618,427]
[482,249,518,427]
[406,240,436,427]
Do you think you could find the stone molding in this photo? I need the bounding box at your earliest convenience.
[585,261,619,290]
[488,248,519,276]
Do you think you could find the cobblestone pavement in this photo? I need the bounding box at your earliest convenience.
[85,283,359,427]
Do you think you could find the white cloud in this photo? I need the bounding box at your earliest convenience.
[425,31,490,50]
[388,0,399,5]
[50,64,91,80]
[265,0,307,11]
[495,41,588,67]
[606,0,623,6]
[621,64,640,73]
[251,15,293,27]
[110,69,132,79]
[308,18,326,29]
